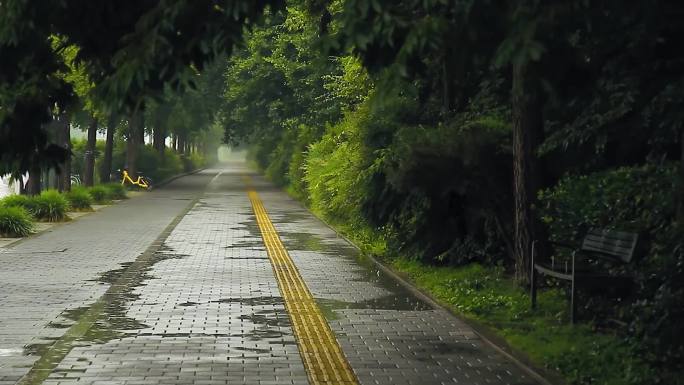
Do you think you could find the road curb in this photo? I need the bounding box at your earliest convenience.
[251,171,566,385]
[148,168,205,191]
[318,218,565,385]
[0,204,115,249]
[0,170,204,249]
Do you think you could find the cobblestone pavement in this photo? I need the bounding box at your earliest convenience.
[0,164,541,385]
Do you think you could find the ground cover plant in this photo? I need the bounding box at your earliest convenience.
[0,206,34,237]
[103,183,127,200]
[87,186,111,204]
[390,259,655,385]
[0,194,36,214]
[65,187,93,211]
[31,190,70,222]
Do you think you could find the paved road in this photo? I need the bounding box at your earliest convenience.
[0,164,539,385]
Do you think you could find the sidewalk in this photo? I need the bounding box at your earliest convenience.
[0,172,215,384]
[1,164,541,385]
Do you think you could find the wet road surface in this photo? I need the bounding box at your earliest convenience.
[0,164,540,385]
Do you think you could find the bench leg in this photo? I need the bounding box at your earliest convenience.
[530,240,538,309]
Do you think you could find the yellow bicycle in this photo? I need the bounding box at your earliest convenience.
[120,169,151,189]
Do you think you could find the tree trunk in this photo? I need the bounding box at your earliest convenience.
[137,120,145,145]
[153,127,166,155]
[84,117,98,186]
[27,161,41,196]
[126,111,142,177]
[101,124,115,183]
[172,134,178,152]
[57,113,71,192]
[512,60,545,285]
[442,58,450,114]
[678,129,684,225]
[177,135,184,155]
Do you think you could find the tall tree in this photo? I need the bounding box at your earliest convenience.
[83,117,98,186]
[1,0,283,178]
[101,123,116,183]
[125,110,143,177]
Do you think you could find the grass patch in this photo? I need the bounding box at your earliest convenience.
[390,258,655,385]
[103,183,127,200]
[0,194,36,213]
[0,206,34,237]
[271,165,658,385]
[65,187,93,211]
[87,185,111,204]
[31,190,70,222]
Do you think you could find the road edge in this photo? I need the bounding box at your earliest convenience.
[250,171,567,385]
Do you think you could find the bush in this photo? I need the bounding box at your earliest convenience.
[187,152,206,171]
[65,187,93,211]
[131,145,184,182]
[103,183,127,200]
[32,190,70,222]
[0,194,35,213]
[88,185,111,204]
[538,163,678,243]
[0,206,34,237]
[539,162,683,382]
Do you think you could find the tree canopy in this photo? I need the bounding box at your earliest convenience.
[0,0,282,176]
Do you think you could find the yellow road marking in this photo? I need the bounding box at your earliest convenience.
[246,185,359,385]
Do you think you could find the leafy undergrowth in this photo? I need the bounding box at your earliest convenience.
[0,206,34,237]
[277,166,660,385]
[390,259,655,385]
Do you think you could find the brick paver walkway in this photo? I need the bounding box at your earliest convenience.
[0,164,541,385]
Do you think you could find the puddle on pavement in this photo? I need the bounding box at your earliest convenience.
[0,348,24,356]
[316,294,430,320]
[223,218,266,252]
[211,296,284,306]
[88,262,133,284]
[18,244,190,385]
[272,211,311,224]
[272,213,434,321]
[412,340,481,362]
[240,309,291,328]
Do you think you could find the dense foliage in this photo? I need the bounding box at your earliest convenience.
[1,0,683,383]
[220,2,684,383]
[540,164,683,381]
[0,0,281,175]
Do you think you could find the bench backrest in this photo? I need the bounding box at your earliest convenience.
[581,228,638,263]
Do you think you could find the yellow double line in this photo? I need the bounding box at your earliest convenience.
[247,186,358,385]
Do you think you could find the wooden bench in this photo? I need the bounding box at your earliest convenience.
[530,228,639,323]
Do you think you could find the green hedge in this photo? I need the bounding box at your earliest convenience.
[103,183,128,200]
[31,190,70,222]
[66,187,93,211]
[87,185,111,204]
[0,194,35,212]
[0,206,34,237]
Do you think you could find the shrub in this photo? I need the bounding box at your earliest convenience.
[0,206,34,237]
[0,194,35,213]
[65,187,93,211]
[187,152,206,171]
[539,162,683,382]
[103,183,127,200]
[31,190,70,222]
[538,163,678,243]
[88,185,111,204]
